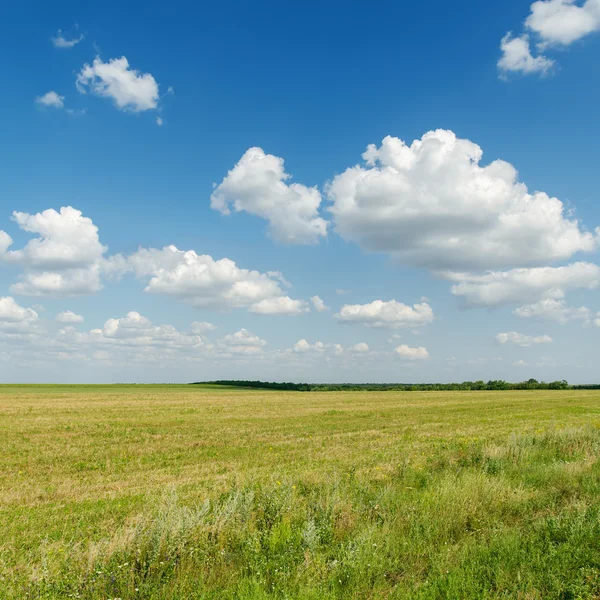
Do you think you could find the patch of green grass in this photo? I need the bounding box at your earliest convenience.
[2,386,600,598]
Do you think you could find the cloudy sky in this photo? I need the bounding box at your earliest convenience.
[1,0,599,383]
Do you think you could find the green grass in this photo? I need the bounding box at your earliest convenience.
[2,385,600,599]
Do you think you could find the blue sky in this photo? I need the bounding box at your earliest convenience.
[1,0,599,383]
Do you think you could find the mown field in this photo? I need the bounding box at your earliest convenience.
[2,385,600,599]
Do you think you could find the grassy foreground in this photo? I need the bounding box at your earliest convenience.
[2,386,600,599]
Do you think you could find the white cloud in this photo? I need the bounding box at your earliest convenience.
[0,207,107,297]
[350,342,370,353]
[498,34,555,75]
[123,245,279,304]
[496,331,553,347]
[336,288,350,296]
[4,309,278,368]
[9,268,103,297]
[118,245,305,314]
[156,117,163,126]
[76,57,159,112]
[514,298,591,324]
[513,359,529,367]
[0,309,379,370]
[594,313,600,327]
[499,0,600,77]
[190,321,216,334]
[65,108,87,117]
[107,316,192,347]
[250,296,309,315]
[293,339,326,353]
[103,311,153,339]
[448,262,600,307]
[211,147,328,245]
[335,300,434,329]
[286,340,348,358]
[35,91,65,109]
[394,344,430,360]
[56,310,84,323]
[327,130,596,271]
[0,231,12,255]
[526,0,600,46]
[216,329,268,356]
[310,295,329,312]
[4,207,106,269]
[51,30,83,48]
[220,328,267,348]
[54,312,212,362]
[219,345,265,356]
[0,297,39,332]
[266,271,292,288]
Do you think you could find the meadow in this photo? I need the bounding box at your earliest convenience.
[2,385,600,599]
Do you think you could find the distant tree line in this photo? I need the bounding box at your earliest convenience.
[193,379,577,392]
[196,380,314,391]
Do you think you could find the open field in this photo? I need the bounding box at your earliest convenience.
[2,386,600,599]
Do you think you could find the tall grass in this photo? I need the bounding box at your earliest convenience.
[6,425,600,598]
[2,386,600,598]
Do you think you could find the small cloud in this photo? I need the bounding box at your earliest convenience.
[498,33,554,77]
[335,299,433,329]
[156,117,163,126]
[76,56,160,113]
[51,29,84,49]
[35,91,65,109]
[293,339,325,353]
[190,321,216,334]
[66,108,87,117]
[336,288,350,296]
[394,344,430,360]
[512,359,529,367]
[496,331,553,347]
[56,310,84,324]
[250,296,309,315]
[310,295,329,312]
[211,148,327,245]
[267,271,292,288]
[220,328,266,348]
[515,298,591,325]
[350,342,370,353]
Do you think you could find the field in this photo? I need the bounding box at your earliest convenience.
[2,386,600,599]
